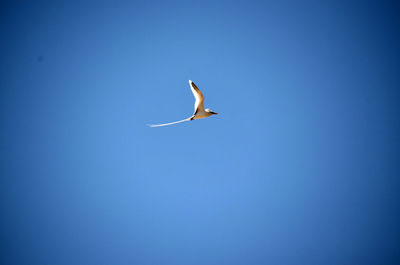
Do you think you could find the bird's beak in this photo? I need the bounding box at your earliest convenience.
[211,111,219,115]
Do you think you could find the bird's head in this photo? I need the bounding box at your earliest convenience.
[205,108,219,115]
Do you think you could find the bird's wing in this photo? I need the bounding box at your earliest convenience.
[189,80,205,114]
[148,117,192,127]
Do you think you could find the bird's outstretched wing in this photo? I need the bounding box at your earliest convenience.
[148,117,192,127]
[189,80,205,114]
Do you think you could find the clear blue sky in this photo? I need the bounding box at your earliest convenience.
[1,1,399,264]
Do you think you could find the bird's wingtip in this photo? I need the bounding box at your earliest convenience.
[189,80,193,84]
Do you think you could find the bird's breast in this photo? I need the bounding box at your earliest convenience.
[193,111,212,119]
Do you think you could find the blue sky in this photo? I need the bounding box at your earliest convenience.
[1,1,399,264]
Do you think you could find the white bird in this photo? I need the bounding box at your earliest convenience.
[149,80,218,127]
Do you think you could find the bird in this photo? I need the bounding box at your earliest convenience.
[149,80,218,127]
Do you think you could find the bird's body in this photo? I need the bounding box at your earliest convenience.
[149,80,218,127]
[191,111,214,120]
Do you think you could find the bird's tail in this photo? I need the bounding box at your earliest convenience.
[148,117,192,127]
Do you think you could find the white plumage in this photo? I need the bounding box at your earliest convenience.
[149,80,218,127]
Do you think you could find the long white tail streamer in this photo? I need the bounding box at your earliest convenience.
[148,117,192,127]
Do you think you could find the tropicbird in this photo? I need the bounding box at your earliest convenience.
[149,80,218,127]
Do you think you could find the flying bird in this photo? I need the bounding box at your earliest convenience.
[149,80,218,127]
